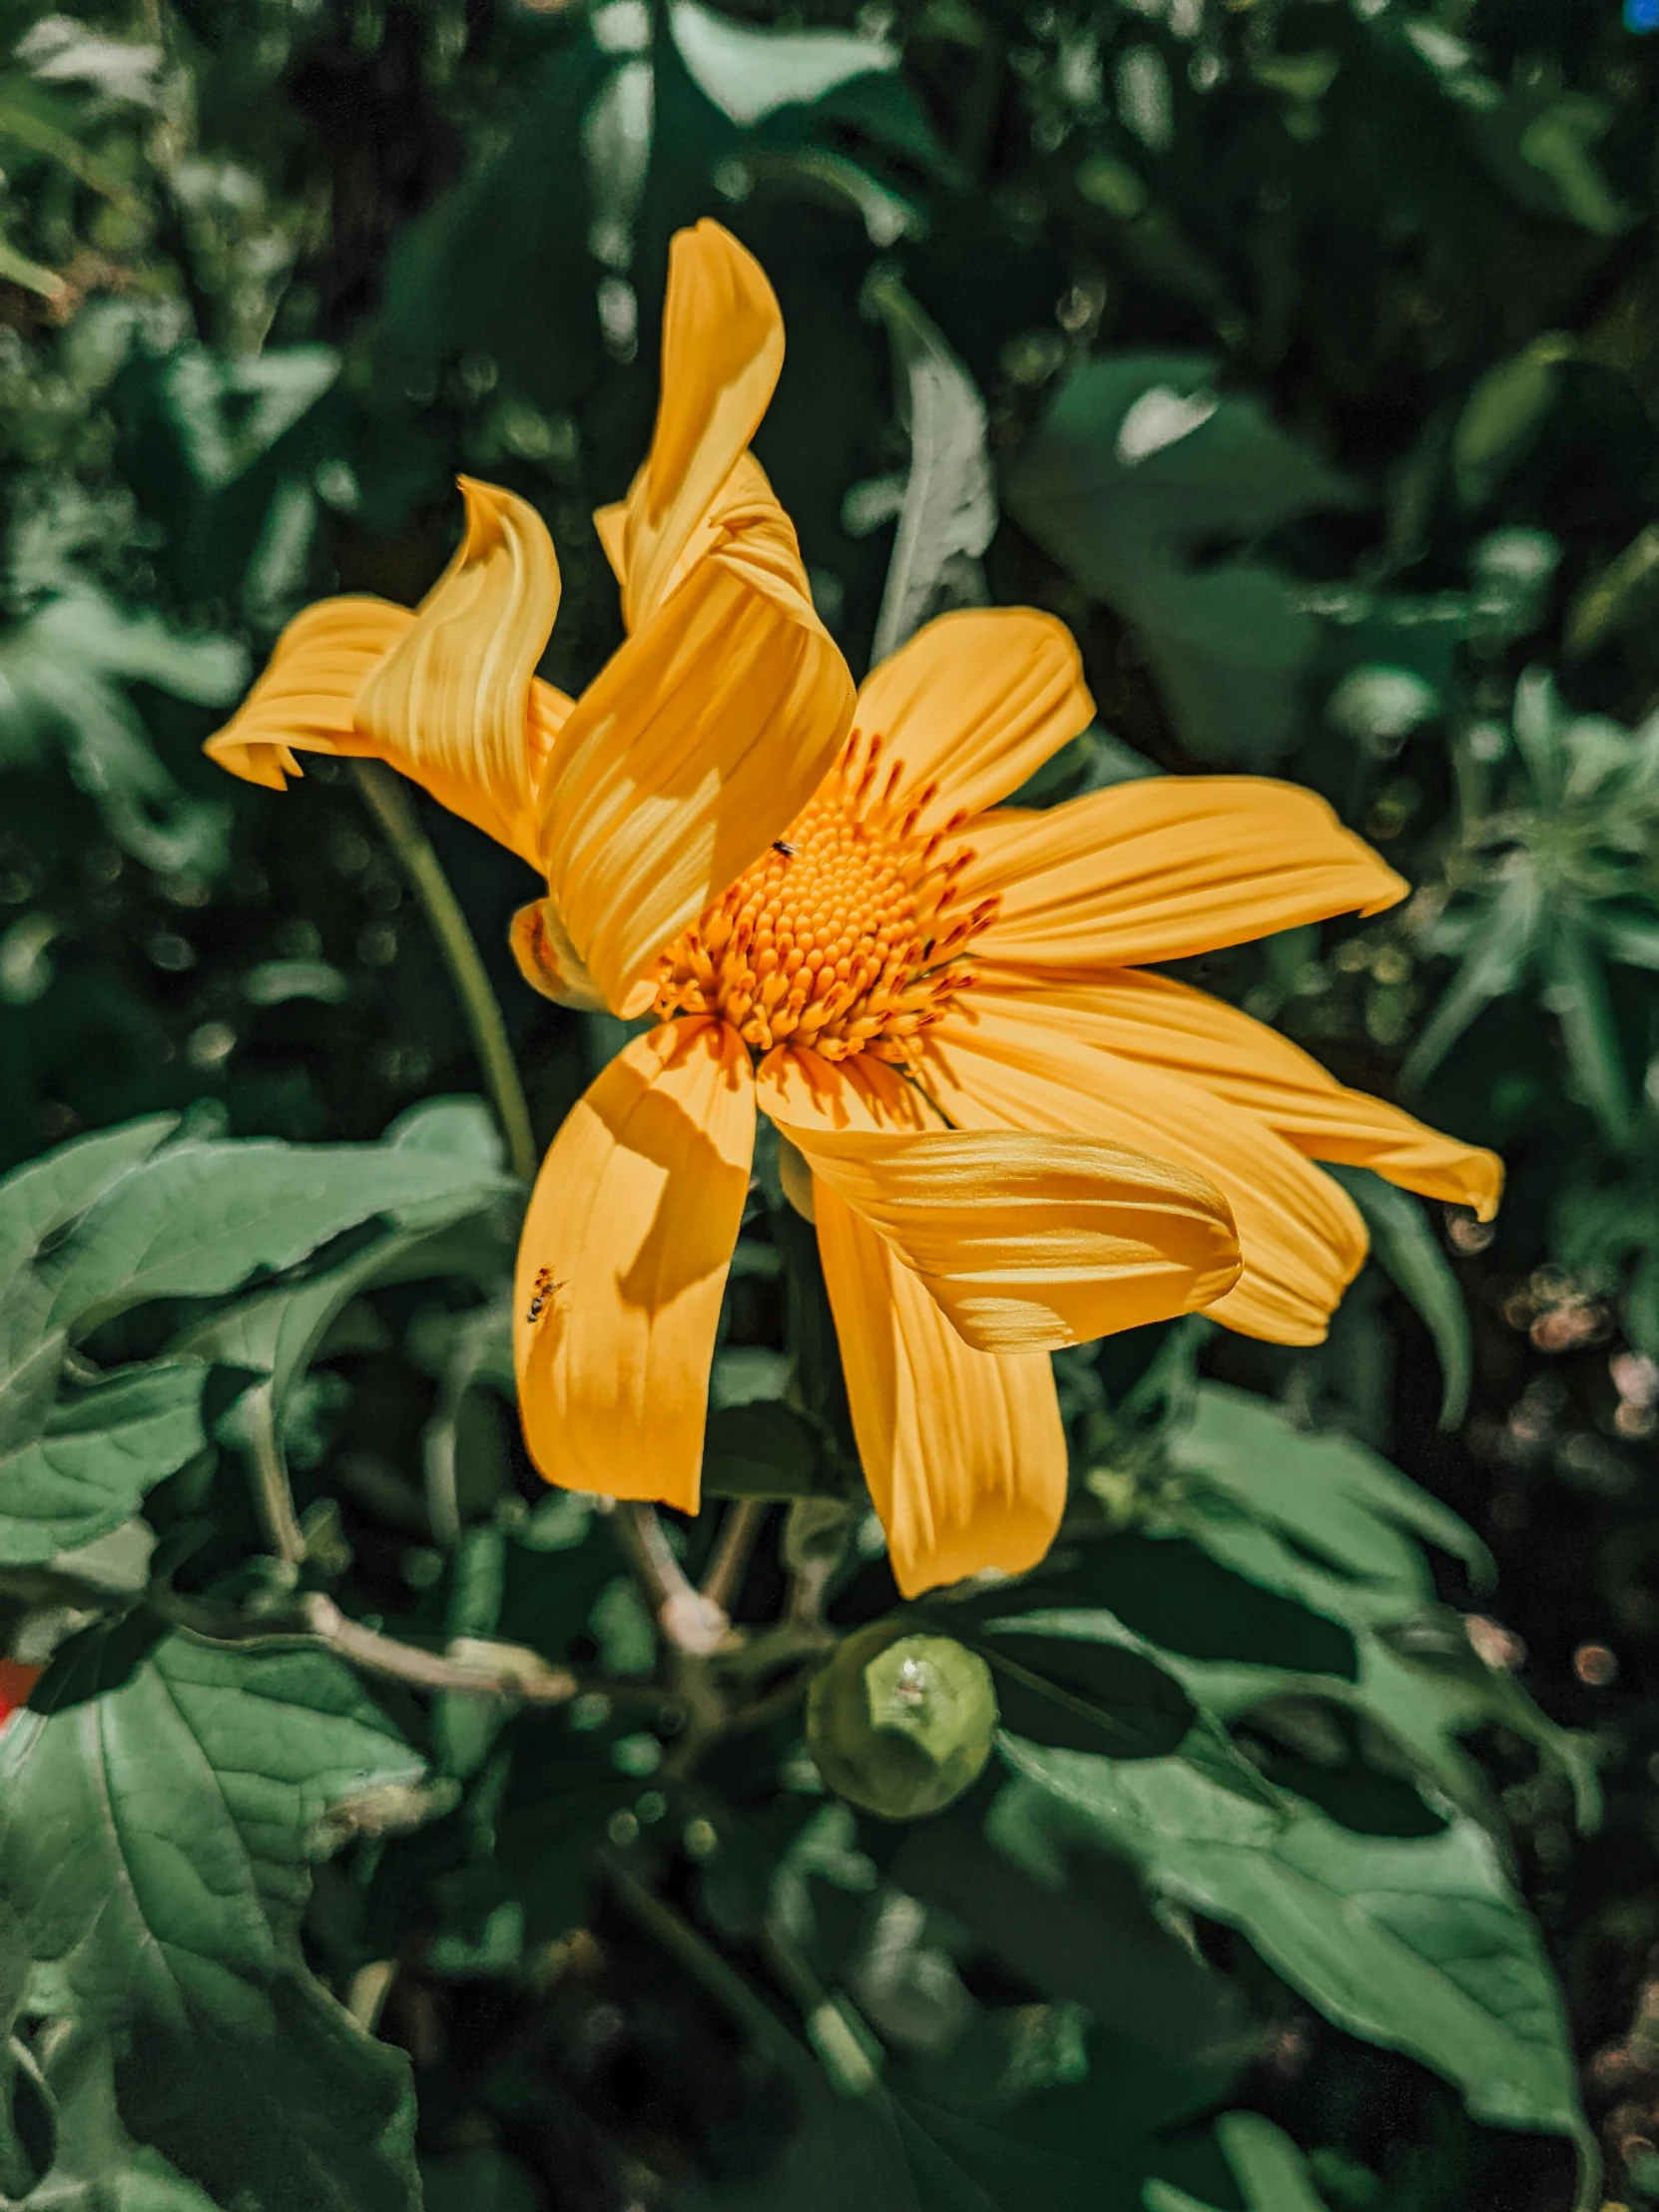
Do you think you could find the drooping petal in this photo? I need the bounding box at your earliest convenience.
[850,610,1094,830]
[540,458,854,1015]
[355,478,565,864]
[509,895,608,1012]
[922,991,1368,1346]
[514,1017,756,1511]
[770,1115,1240,1355]
[596,220,786,632]
[996,967,1503,1221]
[960,779,1406,973]
[204,596,414,789]
[816,1180,1068,1597]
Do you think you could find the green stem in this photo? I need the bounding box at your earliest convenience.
[351,762,538,1184]
[247,1382,306,1569]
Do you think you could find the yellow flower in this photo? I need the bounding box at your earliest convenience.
[206,220,1499,1597]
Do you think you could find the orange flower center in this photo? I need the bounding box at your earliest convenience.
[652,734,998,1063]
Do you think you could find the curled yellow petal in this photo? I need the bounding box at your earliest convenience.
[1004,968,1503,1222]
[514,1017,756,1511]
[771,1116,1240,1355]
[817,1182,1068,1597]
[204,596,413,789]
[355,478,563,865]
[962,778,1406,972]
[923,992,1367,1346]
[541,460,854,1014]
[597,220,786,632]
[509,896,608,1012]
[850,609,1094,830]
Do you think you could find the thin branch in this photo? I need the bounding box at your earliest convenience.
[297,1596,580,1702]
[701,1498,769,1614]
[246,1382,306,1569]
[152,1585,588,1706]
[615,1501,728,1654]
[351,760,538,1185]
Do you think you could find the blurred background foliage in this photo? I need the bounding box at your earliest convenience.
[4,0,1659,2208]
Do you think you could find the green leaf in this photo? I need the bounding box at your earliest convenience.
[0,1622,424,2212]
[0,1362,204,1562]
[0,1115,175,1279]
[862,266,994,662]
[704,1400,824,1499]
[1167,1383,1491,1613]
[1145,2112,1330,2212]
[1005,355,1354,765]
[994,1738,1583,2141]
[1321,1170,1474,1427]
[668,0,896,126]
[966,1622,1195,1760]
[42,1135,514,1333]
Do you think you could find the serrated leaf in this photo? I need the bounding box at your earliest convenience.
[995,1737,1583,2142]
[1167,1383,1491,1610]
[0,1622,424,2212]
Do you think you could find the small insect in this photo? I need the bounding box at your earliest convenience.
[524,1266,563,1325]
[772,839,798,858]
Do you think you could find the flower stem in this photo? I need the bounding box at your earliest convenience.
[351,761,538,1185]
[702,1498,769,1612]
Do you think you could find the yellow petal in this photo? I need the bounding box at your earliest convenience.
[771,1116,1240,1355]
[509,895,608,1012]
[961,779,1406,972]
[514,1017,755,1510]
[922,991,1368,1345]
[998,967,1503,1221]
[598,221,786,632]
[850,609,1094,829]
[204,595,413,789]
[355,478,564,865]
[540,464,854,1013]
[817,1179,1067,1597]
[756,1044,932,1133]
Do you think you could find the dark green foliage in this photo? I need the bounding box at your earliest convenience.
[0,2,1657,2209]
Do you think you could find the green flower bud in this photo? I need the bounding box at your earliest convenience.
[807,1623,998,1821]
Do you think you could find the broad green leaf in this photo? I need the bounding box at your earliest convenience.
[966,1623,1195,1760]
[863,266,994,662]
[0,1622,425,2212]
[1166,1383,1492,1613]
[0,1362,204,1562]
[43,1136,513,1332]
[1006,355,1354,765]
[668,0,895,126]
[995,1738,1583,2141]
[1325,1168,1473,1427]
[0,1115,175,1279]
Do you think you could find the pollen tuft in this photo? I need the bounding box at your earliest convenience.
[652,734,996,1064]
